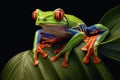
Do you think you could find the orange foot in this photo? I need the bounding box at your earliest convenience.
[81,36,92,52]
[83,46,93,64]
[83,35,91,42]
[82,35,101,64]
[36,43,53,58]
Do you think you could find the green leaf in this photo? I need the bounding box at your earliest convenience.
[1,43,114,80]
[99,5,120,44]
[99,5,120,61]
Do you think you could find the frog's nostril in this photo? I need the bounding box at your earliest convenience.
[38,18,40,21]
[41,17,46,21]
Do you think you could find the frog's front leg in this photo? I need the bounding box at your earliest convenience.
[33,29,47,66]
[33,30,58,66]
[51,29,85,68]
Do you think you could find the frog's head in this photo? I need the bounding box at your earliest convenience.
[32,8,68,27]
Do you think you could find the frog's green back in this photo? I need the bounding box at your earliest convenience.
[65,14,85,28]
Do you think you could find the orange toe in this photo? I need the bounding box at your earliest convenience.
[83,57,90,64]
[34,58,39,66]
[61,61,68,68]
[42,53,48,58]
[81,47,88,51]
[51,56,59,62]
[93,56,101,64]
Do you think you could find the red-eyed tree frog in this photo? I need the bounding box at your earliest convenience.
[32,8,109,68]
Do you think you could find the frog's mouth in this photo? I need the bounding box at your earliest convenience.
[37,23,67,27]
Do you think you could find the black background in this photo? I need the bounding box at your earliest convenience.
[1,0,120,79]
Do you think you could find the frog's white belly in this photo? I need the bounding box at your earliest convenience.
[43,26,72,38]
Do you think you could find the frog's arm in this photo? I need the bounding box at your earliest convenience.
[33,29,60,66]
[32,29,43,59]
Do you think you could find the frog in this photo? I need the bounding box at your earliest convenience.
[32,8,109,68]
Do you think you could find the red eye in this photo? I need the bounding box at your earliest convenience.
[32,10,37,20]
[54,9,64,20]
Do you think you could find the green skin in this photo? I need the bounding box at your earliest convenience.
[32,8,109,67]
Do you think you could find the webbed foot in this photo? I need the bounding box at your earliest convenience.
[82,35,101,64]
[81,36,92,52]
[37,43,49,58]
[83,35,91,42]
[83,46,93,64]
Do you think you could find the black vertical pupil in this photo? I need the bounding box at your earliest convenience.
[59,12,62,18]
